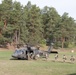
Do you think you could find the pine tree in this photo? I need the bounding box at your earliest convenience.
[25,3,43,45]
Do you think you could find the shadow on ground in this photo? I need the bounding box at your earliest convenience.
[10,58,28,60]
[68,73,76,75]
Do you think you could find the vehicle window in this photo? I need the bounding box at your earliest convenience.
[22,51,24,54]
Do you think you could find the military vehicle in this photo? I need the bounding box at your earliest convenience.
[11,39,58,60]
[11,46,49,60]
[12,48,28,60]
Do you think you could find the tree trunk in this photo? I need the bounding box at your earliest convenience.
[4,19,7,28]
[13,30,18,45]
[18,29,20,44]
[16,30,18,44]
[61,37,65,48]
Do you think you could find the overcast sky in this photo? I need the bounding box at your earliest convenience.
[0,0,76,20]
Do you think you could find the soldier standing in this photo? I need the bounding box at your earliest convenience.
[55,54,58,61]
[70,55,75,63]
[63,55,67,62]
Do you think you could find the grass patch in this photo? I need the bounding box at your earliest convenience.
[0,50,76,75]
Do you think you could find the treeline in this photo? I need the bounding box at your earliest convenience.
[0,0,76,48]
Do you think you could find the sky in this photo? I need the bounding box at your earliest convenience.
[0,0,76,20]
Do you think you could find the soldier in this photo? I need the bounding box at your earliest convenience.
[70,55,75,63]
[55,54,58,61]
[63,55,67,62]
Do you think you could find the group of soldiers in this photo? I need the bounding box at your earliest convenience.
[54,54,75,63]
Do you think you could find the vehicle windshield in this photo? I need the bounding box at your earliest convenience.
[15,50,23,54]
